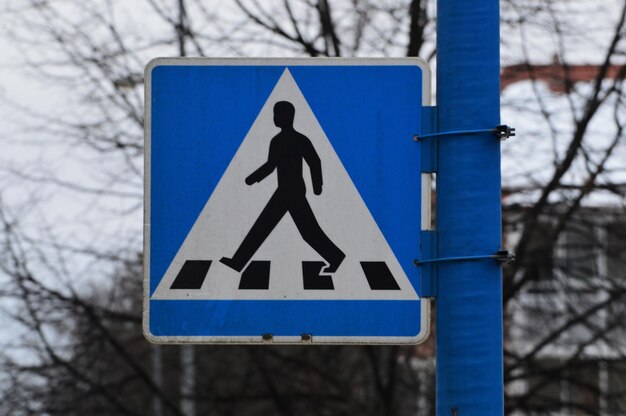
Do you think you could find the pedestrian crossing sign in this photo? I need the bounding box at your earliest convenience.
[144,58,431,344]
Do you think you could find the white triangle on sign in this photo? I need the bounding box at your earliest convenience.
[152,69,419,301]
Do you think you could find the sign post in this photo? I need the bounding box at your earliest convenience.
[435,1,504,415]
[144,58,431,344]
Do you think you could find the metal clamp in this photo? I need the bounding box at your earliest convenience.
[414,249,515,266]
[413,124,515,142]
[495,249,516,264]
[494,125,516,140]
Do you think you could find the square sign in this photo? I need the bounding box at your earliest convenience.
[144,58,431,344]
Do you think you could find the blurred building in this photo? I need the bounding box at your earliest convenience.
[501,60,626,415]
[504,206,626,415]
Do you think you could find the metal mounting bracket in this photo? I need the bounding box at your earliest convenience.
[419,230,438,298]
[419,106,438,173]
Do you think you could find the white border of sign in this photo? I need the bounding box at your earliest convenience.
[144,57,432,345]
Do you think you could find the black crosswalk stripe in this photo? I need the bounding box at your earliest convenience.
[302,261,334,290]
[239,261,271,289]
[170,260,212,289]
[360,262,400,290]
[171,260,402,291]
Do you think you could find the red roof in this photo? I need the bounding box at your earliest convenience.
[501,61,624,92]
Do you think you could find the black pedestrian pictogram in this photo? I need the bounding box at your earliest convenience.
[220,101,345,274]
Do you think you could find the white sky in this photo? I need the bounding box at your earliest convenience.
[0,0,623,295]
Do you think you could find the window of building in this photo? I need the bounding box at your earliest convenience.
[524,360,601,415]
[607,360,626,415]
[563,221,598,281]
[526,359,563,412]
[525,221,555,284]
[606,221,626,281]
[567,361,599,415]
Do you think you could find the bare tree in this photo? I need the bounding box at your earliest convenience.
[500,0,626,414]
[0,1,436,415]
[0,0,625,415]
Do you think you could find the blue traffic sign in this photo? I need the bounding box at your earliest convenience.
[144,58,431,344]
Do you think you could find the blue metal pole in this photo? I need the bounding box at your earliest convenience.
[435,0,503,415]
